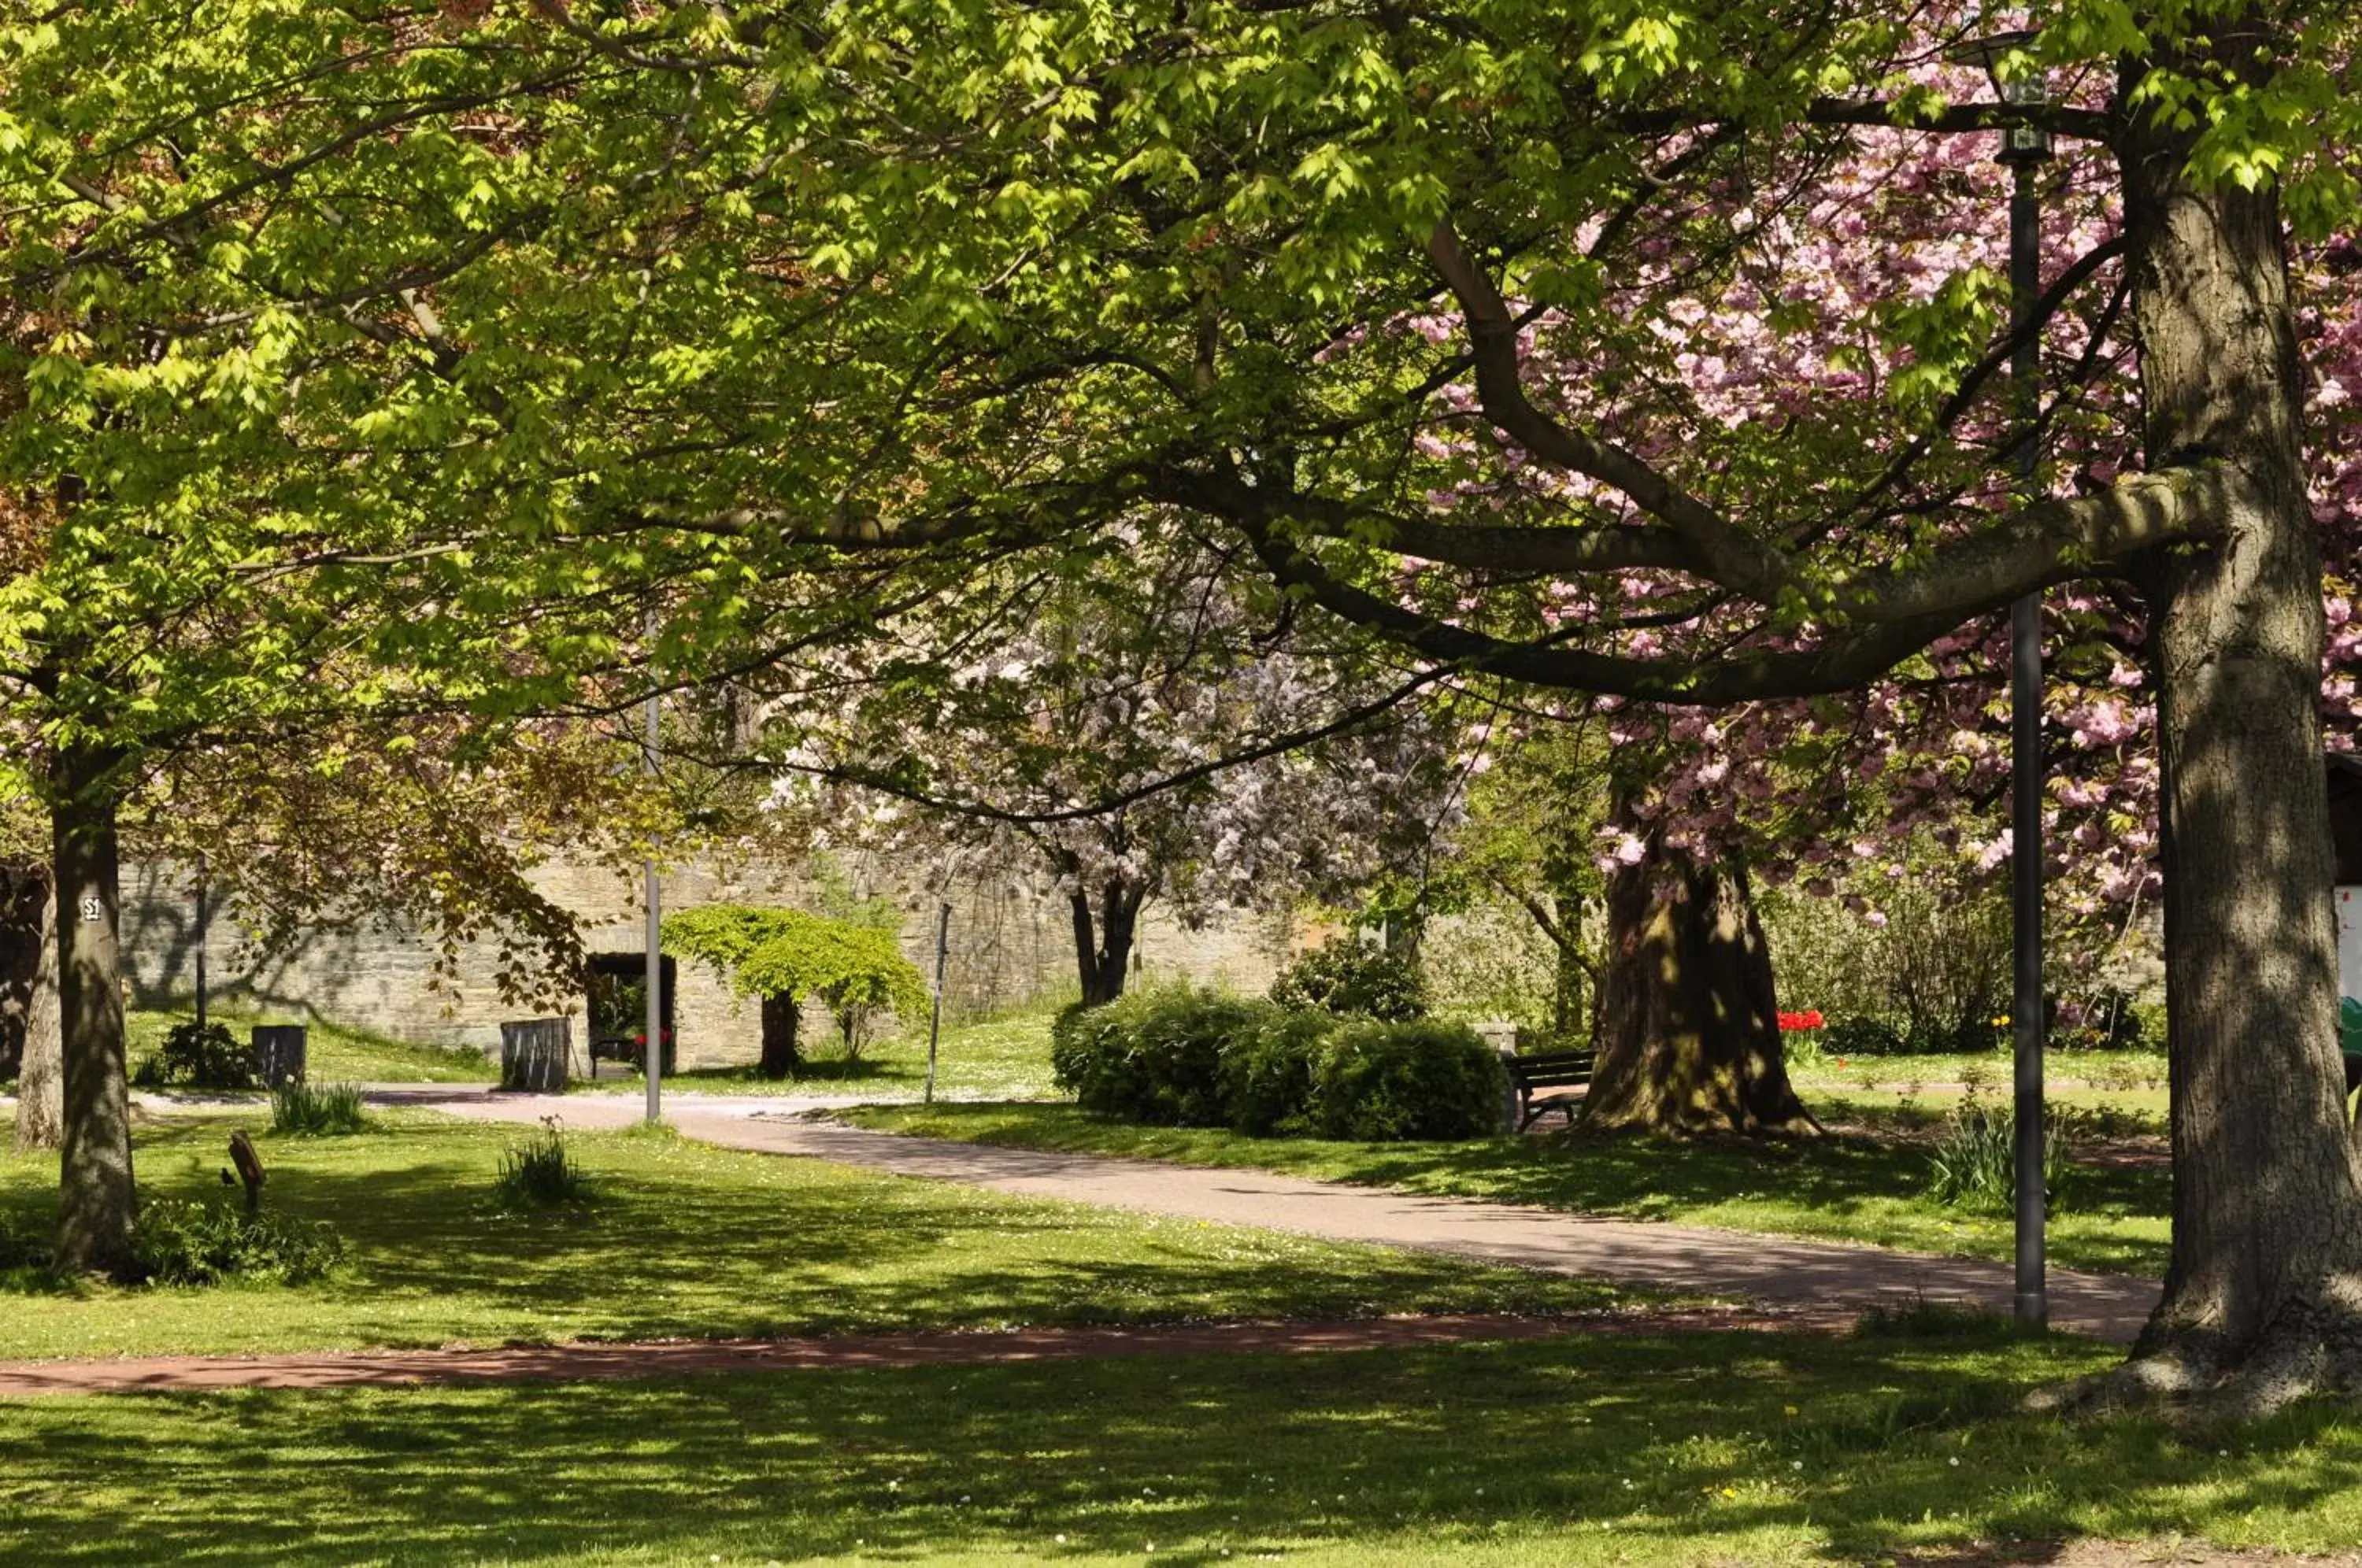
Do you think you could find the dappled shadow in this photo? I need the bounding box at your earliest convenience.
[0,1117,1616,1359]
[3,1330,2358,1564]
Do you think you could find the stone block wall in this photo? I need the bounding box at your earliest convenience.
[120,853,1290,1070]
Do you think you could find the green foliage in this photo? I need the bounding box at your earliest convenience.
[1314,1021,1508,1142]
[2340,997,2362,1058]
[1217,1009,1338,1136]
[1050,986,1261,1127]
[137,1020,257,1090]
[1925,1103,2069,1215]
[493,1119,593,1208]
[131,1200,344,1287]
[1820,1015,1906,1057]
[1269,936,1429,1022]
[270,1081,368,1137]
[665,904,928,1052]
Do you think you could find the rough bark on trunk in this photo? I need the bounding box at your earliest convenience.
[13,879,62,1153]
[2079,50,2362,1415]
[1070,883,1142,1008]
[52,748,135,1277]
[758,990,802,1078]
[1583,821,1814,1135]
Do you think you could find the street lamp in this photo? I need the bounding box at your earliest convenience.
[1952,23,2053,1329]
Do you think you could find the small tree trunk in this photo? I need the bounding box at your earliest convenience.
[13,879,62,1153]
[52,747,135,1278]
[757,990,801,1078]
[1070,883,1142,1007]
[1548,883,1589,1041]
[1583,821,1813,1135]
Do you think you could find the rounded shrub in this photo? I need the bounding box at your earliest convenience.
[1315,1020,1507,1142]
[1820,1015,1906,1057]
[1050,986,1263,1126]
[1268,936,1429,1021]
[1218,1008,1337,1136]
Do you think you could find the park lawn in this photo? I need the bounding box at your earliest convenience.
[1787,1048,2168,1095]
[6,1325,2362,1565]
[841,1102,2174,1279]
[126,1008,496,1085]
[0,1112,1637,1361]
[571,1006,1062,1100]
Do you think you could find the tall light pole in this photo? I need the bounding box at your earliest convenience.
[2002,54,2053,1335]
[644,612,664,1126]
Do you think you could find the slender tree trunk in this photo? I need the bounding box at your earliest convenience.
[1548,883,1589,1041]
[2092,46,2362,1413]
[13,878,62,1153]
[1070,883,1142,1007]
[757,990,801,1078]
[1583,818,1814,1135]
[52,746,135,1277]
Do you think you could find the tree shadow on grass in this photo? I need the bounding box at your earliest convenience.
[0,1118,1618,1358]
[5,1331,2358,1566]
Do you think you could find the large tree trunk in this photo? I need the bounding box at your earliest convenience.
[1583,819,1814,1134]
[52,747,135,1278]
[12,877,62,1153]
[1070,882,1142,1007]
[757,990,802,1078]
[2089,40,2362,1415]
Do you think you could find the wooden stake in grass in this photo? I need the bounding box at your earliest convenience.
[224,1130,266,1215]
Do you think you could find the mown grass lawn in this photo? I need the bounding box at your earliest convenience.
[124,1008,497,1085]
[568,1007,1063,1101]
[0,1112,1634,1361]
[842,1101,2173,1278]
[4,1323,2359,1566]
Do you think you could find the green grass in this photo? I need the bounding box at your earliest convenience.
[126,1009,495,1085]
[7,1327,2362,1565]
[841,1101,2173,1278]
[572,1006,1062,1100]
[1788,1047,2168,1094]
[0,1112,1634,1360]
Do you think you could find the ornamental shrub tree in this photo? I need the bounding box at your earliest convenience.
[663,906,928,1076]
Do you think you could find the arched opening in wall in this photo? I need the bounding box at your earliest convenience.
[586,952,675,1077]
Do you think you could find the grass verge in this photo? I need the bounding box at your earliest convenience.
[0,1112,1635,1360]
[840,1101,2172,1278]
[125,1009,495,1085]
[6,1329,2361,1565]
[569,1006,1061,1100]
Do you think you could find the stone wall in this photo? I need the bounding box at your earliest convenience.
[120,853,1290,1070]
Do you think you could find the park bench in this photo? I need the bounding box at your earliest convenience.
[1505,1049,1597,1131]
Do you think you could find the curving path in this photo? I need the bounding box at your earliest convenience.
[407,1087,2160,1344]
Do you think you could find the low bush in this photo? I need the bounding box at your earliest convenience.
[493,1118,594,1207]
[1218,1009,1337,1136]
[1820,1015,1907,1057]
[1268,937,1428,1022]
[131,1200,344,1286]
[270,1081,368,1137]
[138,1020,257,1090]
[1925,1101,2070,1214]
[1050,987,1263,1127]
[1315,1020,1507,1142]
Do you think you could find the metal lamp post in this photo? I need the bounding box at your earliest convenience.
[2001,67,2053,1333]
[644,612,665,1126]
[1953,25,2054,1329]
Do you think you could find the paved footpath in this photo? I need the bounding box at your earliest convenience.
[411,1088,2158,1344]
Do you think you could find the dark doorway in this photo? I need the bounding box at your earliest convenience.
[586,952,676,1075]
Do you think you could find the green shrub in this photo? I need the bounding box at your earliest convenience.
[1315,1020,1506,1142]
[1925,1101,2069,1214]
[1050,987,1264,1127]
[1820,1015,1906,1057]
[131,1199,344,1286]
[1219,1009,1338,1135]
[493,1118,594,1207]
[1269,937,1428,1022]
[270,1081,367,1137]
[141,1020,257,1090]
